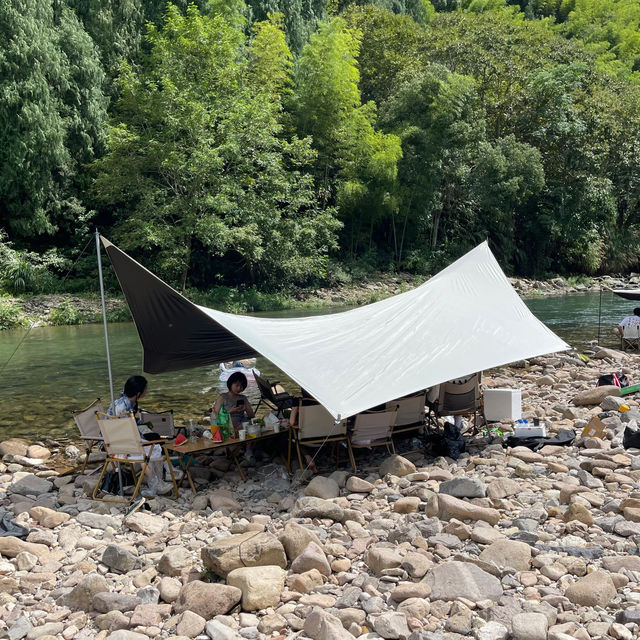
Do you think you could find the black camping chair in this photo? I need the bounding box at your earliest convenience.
[254,372,293,414]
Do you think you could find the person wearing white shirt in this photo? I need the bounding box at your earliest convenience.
[615,307,640,336]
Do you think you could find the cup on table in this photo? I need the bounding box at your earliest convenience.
[273,423,280,433]
[238,429,247,440]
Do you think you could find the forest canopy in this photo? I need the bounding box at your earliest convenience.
[1,0,639,294]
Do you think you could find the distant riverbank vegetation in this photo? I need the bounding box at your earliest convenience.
[2,0,640,300]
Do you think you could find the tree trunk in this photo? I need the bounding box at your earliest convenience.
[180,234,192,293]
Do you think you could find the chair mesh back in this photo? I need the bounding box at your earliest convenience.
[299,404,346,438]
[97,416,143,457]
[386,392,425,426]
[622,325,640,339]
[140,410,174,437]
[439,373,480,415]
[352,410,396,443]
[254,373,275,402]
[73,401,105,439]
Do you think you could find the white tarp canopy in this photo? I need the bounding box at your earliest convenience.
[103,237,570,420]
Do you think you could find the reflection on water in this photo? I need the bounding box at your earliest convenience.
[0,292,636,440]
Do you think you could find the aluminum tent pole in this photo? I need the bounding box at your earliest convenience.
[96,230,122,496]
[96,230,115,406]
[597,286,603,346]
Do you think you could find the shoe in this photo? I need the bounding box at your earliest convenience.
[141,486,157,498]
[156,480,174,495]
[124,496,146,517]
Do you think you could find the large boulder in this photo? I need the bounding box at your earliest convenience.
[279,521,323,562]
[290,542,331,576]
[64,573,109,611]
[226,565,286,611]
[437,494,501,525]
[201,532,286,578]
[0,537,49,561]
[305,476,340,500]
[10,474,53,496]
[564,571,616,607]
[304,607,356,640]
[380,455,416,477]
[424,561,503,603]
[365,548,403,576]
[291,497,344,521]
[478,540,531,572]
[173,581,241,619]
[0,439,29,457]
[572,385,621,406]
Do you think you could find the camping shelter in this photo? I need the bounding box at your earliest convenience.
[102,237,569,420]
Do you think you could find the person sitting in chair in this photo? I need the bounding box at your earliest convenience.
[615,307,640,336]
[107,375,175,497]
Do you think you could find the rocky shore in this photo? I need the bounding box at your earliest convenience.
[4,271,640,329]
[2,346,640,640]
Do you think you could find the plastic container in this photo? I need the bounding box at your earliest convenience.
[484,388,522,421]
[247,424,260,438]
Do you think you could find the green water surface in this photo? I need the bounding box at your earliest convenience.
[0,291,635,441]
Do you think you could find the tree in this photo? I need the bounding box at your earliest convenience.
[292,17,401,259]
[0,0,108,242]
[93,4,339,289]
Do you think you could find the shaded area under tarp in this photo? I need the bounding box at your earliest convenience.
[611,289,640,301]
[102,237,570,420]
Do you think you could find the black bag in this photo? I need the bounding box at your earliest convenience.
[596,372,629,388]
[0,512,29,539]
[623,426,640,449]
[426,423,466,460]
[99,468,136,494]
[504,428,576,451]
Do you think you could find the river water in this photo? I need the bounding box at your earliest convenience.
[0,291,635,441]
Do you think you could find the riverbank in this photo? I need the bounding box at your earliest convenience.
[1,347,640,639]
[2,272,640,330]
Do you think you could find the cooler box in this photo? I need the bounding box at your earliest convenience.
[484,388,522,422]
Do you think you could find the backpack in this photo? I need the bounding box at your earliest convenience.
[596,372,629,388]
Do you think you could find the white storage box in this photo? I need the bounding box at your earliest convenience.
[513,423,546,438]
[484,388,522,421]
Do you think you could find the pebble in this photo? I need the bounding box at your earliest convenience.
[2,352,640,639]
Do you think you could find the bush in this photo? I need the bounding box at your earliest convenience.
[0,299,28,330]
[49,299,84,325]
[106,305,132,323]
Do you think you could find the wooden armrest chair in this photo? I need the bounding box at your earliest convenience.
[71,398,105,474]
[428,372,484,434]
[387,391,426,439]
[288,400,355,476]
[349,407,397,472]
[139,409,176,438]
[92,412,177,504]
[621,325,640,351]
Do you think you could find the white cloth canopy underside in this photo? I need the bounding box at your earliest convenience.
[197,242,569,420]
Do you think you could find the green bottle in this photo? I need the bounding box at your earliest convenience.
[218,405,230,439]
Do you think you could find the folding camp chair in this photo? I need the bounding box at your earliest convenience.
[71,398,105,474]
[349,408,397,472]
[254,372,293,414]
[140,409,176,438]
[92,412,178,504]
[387,391,426,440]
[288,400,355,475]
[428,372,484,434]
[621,325,640,351]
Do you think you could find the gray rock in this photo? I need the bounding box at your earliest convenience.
[304,607,355,640]
[206,619,237,640]
[511,613,548,640]
[474,621,509,640]
[76,512,120,530]
[306,476,341,499]
[373,612,411,640]
[102,544,138,573]
[439,477,486,498]
[8,615,32,640]
[10,474,53,496]
[93,592,142,613]
[292,496,345,521]
[425,561,503,603]
[380,455,416,477]
[173,581,242,619]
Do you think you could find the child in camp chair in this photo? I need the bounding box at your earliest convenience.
[107,375,177,497]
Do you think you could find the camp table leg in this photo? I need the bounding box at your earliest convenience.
[162,445,179,500]
[230,449,246,482]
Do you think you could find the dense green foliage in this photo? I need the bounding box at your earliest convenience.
[2,0,640,296]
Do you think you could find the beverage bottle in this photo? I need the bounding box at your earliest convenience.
[218,405,230,439]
